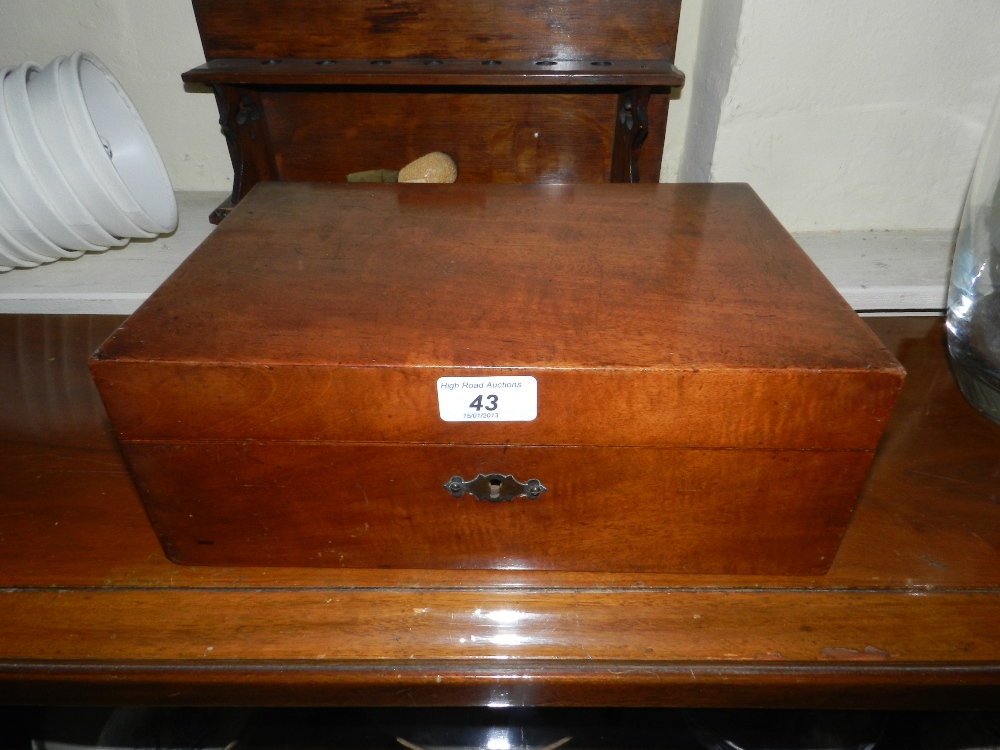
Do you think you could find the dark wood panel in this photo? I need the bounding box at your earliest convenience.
[5,661,1000,709]
[191,0,682,62]
[638,95,669,185]
[202,86,669,192]
[261,90,625,184]
[94,363,899,450]
[121,441,871,573]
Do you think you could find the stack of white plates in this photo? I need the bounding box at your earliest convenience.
[0,51,177,272]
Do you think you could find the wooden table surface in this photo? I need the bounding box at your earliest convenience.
[2,314,999,708]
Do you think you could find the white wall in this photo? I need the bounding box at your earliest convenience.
[0,0,232,192]
[662,0,742,183]
[658,0,704,183]
[3,1,1000,234]
[670,0,1000,232]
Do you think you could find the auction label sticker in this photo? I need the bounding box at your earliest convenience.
[437,376,537,422]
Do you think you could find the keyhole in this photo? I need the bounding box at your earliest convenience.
[489,479,502,500]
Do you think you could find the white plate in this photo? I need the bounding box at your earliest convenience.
[0,65,99,254]
[0,66,63,265]
[26,57,153,240]
[58,51,176,234]
[0,112,78,264]
[0,172,68,265]
[5,63,125,248]
[0,223,42,269]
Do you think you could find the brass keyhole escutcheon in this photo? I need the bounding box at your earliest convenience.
[444,474,548,503]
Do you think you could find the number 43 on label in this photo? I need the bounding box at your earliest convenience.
[436,376,538,422]
[468,394,498,411]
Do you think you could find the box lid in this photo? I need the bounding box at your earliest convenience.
[92,182,904,450]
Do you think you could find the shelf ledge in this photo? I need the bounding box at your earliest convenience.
[182,58,685,87]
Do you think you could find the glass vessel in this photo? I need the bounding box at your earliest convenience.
[947,90,1000,426]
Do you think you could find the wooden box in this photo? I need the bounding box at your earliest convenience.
[91,182,904,574]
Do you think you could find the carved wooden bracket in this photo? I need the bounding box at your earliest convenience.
[610,87,652,183]
[211,85,279,224]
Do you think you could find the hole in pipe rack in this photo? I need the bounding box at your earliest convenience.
[423,59,444,65]
[261,59,282,65]
[371,59,392,65]
[482,60,502,65]
[591,60,613,66]
[316,59,337,65]
[535,60,558,66]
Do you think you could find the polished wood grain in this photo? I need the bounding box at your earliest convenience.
[95,184,897,374]
[94,362,899,449]
[94,185,900,451]
[122,442,872,573]
[192,83,671,191]
[183,59,685,88]
[3,314,1000,705]
[185,0,682,221]
[5,588,1000,663]
[89,183,902,573]
[255,89,647,185]
[190,0,682,62]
